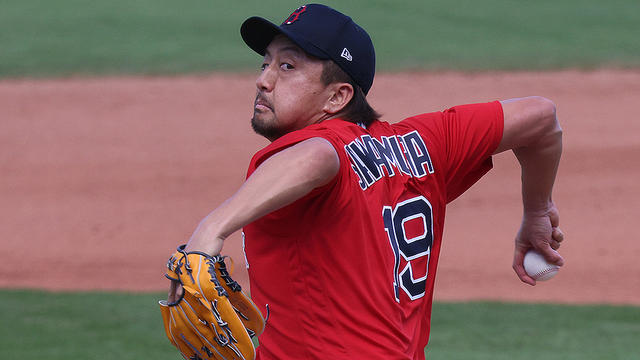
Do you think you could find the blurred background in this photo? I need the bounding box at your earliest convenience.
[1,1,639,359]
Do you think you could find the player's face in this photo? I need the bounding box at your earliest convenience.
[252,35,333,141]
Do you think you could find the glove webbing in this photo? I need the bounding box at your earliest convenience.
[211,256,242,292]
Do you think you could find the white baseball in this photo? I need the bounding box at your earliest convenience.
[523,250,560,281]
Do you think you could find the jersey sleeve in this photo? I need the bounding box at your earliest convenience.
[248,128,329,174]
[246,125,347,197]
[398,101,504,203]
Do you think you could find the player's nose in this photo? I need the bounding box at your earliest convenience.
[256,65,276,92]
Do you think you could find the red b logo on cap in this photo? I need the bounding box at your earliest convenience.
[282,5,307,25]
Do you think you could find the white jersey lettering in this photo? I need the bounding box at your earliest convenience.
[344,131,434,190]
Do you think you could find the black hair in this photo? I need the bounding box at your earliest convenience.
[321,60,381,127]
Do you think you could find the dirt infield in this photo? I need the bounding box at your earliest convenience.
[1,70,639,305]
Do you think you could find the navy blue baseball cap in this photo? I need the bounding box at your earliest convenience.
[240,4,376,95]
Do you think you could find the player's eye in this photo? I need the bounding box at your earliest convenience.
[280,63,294,70]
[260,63,269,71]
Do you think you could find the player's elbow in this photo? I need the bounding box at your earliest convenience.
[497,96,562,153]
[533,97,562,145]
[515,97,562,155]
[536,96,560,133]
[309,142,340,187]
[296,137,340,188]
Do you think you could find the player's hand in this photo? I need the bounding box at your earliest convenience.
[512,203,565,285]
[185,229,225,257]
[168,231,224,303]
[167,278,183,303]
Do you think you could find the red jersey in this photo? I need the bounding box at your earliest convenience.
[242,101,504,359]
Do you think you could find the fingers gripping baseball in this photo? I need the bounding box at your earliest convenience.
[513,204,565,285]
[550,226,564,250]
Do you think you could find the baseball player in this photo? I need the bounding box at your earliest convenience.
[171,4,564,359]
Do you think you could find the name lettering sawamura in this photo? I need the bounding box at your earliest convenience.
[344,131,434,190]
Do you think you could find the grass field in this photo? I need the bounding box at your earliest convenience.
[1,290,639,360]
[1,0,639,78]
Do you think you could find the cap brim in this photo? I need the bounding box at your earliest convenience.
[240,17,282,56]
[240,16,329,60]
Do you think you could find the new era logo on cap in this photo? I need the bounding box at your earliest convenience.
[341,48,353,61]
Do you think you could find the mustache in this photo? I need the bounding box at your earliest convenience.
[254,93,273,109]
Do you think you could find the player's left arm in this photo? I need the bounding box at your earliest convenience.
[184,137,340,256]
[166,137,339,303]
[495,96,564,285]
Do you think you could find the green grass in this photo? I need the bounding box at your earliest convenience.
[1,0,639,78]
[1,289,639,359]
[427,301,640,360]
[0,289,176,360]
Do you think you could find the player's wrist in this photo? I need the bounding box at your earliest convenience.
[522,196,555,216]
[185,236,224,257]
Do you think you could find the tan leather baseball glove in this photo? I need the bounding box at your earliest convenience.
[159,245,265,360]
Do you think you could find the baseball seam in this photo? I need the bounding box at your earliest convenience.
[532,267,558,279]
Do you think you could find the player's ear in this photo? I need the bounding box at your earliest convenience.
[324,83,354,115]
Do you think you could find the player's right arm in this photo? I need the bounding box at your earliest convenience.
[495,96,564,285]
[183,137,339,256]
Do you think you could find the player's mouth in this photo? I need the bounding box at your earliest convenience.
[254,94,273,112]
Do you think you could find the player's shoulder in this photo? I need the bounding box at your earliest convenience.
[248,120,354,172]
[389,101,503,134]
[383,110,443,136]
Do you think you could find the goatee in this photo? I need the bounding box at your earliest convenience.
[251,114,283,141]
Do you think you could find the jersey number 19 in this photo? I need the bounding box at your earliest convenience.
[383,196,434,302]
